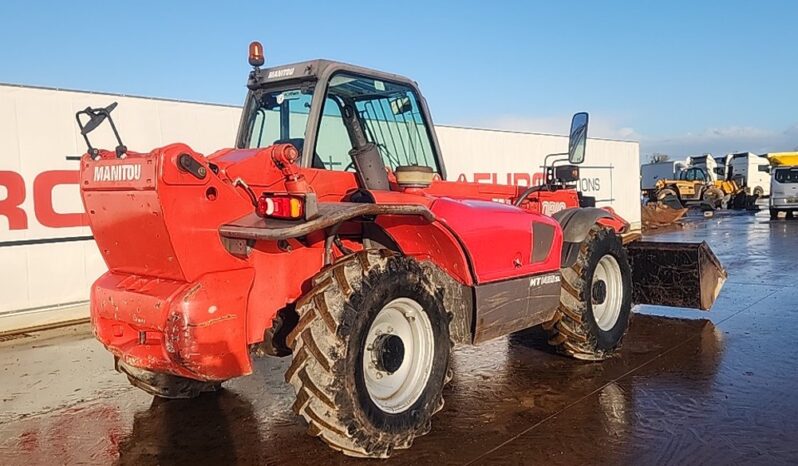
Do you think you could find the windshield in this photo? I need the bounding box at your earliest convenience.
[774,168,798,184]
[314,73,439,173]
[242,86,314,152]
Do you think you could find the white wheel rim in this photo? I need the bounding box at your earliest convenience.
[592,254,623,331]
[362,297,434,414]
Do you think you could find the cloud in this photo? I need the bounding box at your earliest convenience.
[641,125,798,159]
[462,115,641,141]
[461,113,798,161]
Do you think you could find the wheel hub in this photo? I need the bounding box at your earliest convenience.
[591,254,624,331]
[373,334,405,374]
[592,280,607,305]
[362,297,435,414]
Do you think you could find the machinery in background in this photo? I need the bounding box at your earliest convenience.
[640,159,687,200]
[766,152,798,219]
[649,154,751,210]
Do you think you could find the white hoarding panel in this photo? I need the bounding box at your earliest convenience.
[0,84,242,319]
[436,126,640,231]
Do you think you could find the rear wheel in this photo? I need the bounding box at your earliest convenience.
[545,226,632,360]
[285,250,452,458]
[770,208,780,220]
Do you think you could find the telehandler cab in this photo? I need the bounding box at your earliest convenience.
[76,42,726,458]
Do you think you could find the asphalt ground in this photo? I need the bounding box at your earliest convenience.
[1,209,797,465]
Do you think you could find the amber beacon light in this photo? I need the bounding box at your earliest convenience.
[249,41,265,67]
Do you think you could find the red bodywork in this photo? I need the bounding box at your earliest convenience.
[81,144,627,381]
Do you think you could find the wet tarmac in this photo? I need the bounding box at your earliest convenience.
[2,209,798,465]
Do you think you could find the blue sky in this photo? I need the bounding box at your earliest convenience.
[1,1,796,158]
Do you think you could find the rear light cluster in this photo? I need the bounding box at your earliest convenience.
[257,194,304,219]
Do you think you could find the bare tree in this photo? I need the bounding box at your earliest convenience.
[649,153,671,163]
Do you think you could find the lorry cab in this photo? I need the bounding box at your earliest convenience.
[728,152,770,197]
[769,166,798,218]
[687,155,719,182]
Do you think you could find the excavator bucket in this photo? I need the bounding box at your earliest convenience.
[641,203,688,228]
[627,241,727,310]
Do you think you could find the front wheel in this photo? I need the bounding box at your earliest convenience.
[770,208,780,220]
[545,226,632,360]
[656,187,678,202]
[703,187,724,208]
[285,251,452,458]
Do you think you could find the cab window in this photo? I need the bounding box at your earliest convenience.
[775,168,798,184]
[314,73,439,173]
[243,87,313,153]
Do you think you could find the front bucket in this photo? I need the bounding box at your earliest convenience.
[627,241,727,310]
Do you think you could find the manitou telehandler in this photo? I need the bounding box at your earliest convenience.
[76,42,726,458]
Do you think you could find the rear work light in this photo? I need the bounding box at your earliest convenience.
[257,194,304,219]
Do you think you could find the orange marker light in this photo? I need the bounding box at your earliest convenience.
[249,41,265,67]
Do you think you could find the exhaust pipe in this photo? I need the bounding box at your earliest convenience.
[627,241,727,310]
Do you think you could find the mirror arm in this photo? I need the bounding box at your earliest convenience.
[542,152,568,181]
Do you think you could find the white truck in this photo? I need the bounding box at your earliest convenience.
[641,159,687,196]
[727,152,771,197]
[766,152,798,219]
[687,154,725,181]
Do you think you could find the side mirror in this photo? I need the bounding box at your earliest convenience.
[568,112,589,165]
[390,96,412,115]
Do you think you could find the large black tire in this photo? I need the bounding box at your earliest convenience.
[285,250,453,458]
[702,186,724,209]
[655,187,678,202]
[770,208,779,220]
[544,226,632,361]
[655,187,683,209]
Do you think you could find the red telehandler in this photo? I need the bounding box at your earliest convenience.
[76,42,726,458]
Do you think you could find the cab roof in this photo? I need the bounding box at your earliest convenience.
[248,59,419,90]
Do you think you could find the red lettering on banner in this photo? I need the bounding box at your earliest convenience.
[0,171,28,230]
[33,170,89,228]
[461,172,544,187]
[473,173,492,184]
[513,173,531,186]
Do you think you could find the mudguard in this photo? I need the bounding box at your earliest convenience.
[553,207,614,268]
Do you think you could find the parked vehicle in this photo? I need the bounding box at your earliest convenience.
[641,160,687,198]
[728,152,770,197]
[74,43,727,458]
[651,166,743,209]
[687,154,722,181]
[767,153,798,219]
